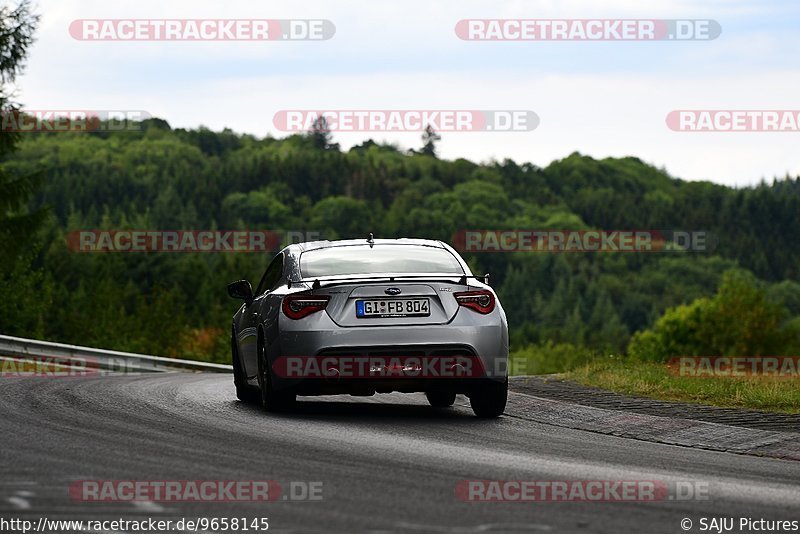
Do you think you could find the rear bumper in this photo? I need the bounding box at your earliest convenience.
[290,377,495,396]
[267,308,508,394]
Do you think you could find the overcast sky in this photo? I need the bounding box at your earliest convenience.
[14,0,800,186]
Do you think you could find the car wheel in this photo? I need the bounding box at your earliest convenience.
[425,390,456,408]
[232,331,259,404]
[469,378,507,418]
[257,335,296,412]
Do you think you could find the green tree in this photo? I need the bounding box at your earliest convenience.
[309,196,372,239]
[629,270,789,361]
[0,0,42,256]
[307,115,339,151]
[0,1,48,336]
[420,124,440,157]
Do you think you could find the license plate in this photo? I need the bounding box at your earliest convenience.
[356,298,430,318]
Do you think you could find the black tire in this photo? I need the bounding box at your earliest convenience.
[232,331,259,404]
[470,378,508,418]
[257,334,296,412]
[425,390,456,408]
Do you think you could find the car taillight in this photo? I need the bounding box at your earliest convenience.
[454,290,495,314]
[282,295,330,319]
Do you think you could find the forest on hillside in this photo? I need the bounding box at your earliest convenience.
[2,119,800,368]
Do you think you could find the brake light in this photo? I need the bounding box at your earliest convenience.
[454,290,495,314]
[282,295,330,319]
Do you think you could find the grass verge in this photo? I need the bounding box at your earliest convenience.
[565,359,800,414]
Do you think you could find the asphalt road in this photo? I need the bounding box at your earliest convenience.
[1,373,798,533]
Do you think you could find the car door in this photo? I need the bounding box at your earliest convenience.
[239,252,284,379]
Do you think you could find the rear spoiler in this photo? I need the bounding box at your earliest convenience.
[287,273,490,290]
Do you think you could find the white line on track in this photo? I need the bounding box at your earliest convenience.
[131,500,166,513]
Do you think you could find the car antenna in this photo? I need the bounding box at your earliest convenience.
[367,232,374,248]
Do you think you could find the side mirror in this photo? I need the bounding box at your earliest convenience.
[227,280,254,305]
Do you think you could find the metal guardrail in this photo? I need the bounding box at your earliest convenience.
[0,334,232,373]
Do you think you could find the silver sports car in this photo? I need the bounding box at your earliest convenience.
[227,237,509,417]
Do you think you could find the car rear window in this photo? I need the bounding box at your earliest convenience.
[300,245,465,278]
